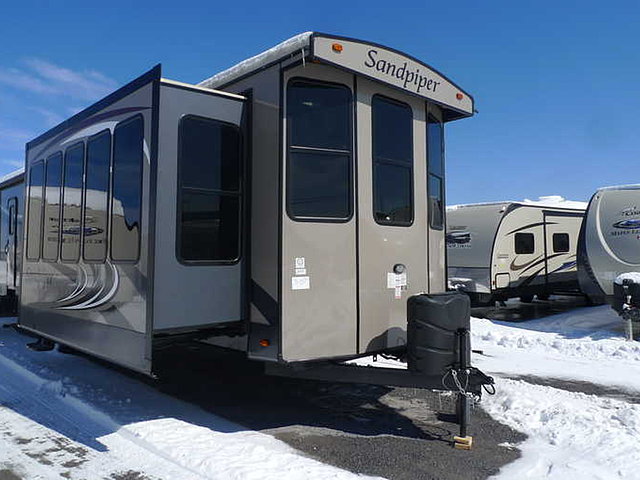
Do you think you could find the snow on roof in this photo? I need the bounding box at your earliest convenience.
[199,32,313,89]
[448,195,587,212]
[0,167,24,185]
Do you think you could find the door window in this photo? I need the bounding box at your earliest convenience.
[286,79,352,220]
[372,95,413,226]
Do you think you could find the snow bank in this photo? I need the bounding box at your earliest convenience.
[471,306,640,392]
[484,379,640,479]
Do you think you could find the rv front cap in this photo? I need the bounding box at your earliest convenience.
[364,49,441,94]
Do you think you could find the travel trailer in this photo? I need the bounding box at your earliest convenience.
[0,169,24,314]
[447,201,585,305]
[578,184,640,310]
[15,33,492,443]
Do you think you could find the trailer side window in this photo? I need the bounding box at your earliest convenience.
[61,143,84,262]
[515,233,535,254]
[43,152,63,261]
[26,161,45,260]
[553,233,570,253]
[178,115,241,263]
[83,130,111,262]
[111,115,143,262]
[372,95,413,226]
[287,79,352,220]
[427,114,444,230]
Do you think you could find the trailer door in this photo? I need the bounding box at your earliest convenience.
[544,212,582,287]
[356,78,429,353]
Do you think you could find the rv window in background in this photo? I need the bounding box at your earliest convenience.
[8,201,15,235]
[178,115,241,263]
[427,114,444,230]
[515,232,535,254]
[372,95,413,226]
[111,115,143,262]
[553,233,570,253]
[43,152,63,261]
[62,143,84,262]
[287,79,352,220]
[83,130,111,262]
[26,161,44,260]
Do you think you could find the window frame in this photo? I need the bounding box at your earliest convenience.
[371,93,414,227]
[427,111,445,231]
[82,128,112,264]
[26,160,45,261]
[176,114,243,266]
[285,77,354,223]
[514,232,535,255]
[552,232,570,253]
[110,114,144,264]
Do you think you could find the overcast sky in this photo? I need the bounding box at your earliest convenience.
[1,0,639,204]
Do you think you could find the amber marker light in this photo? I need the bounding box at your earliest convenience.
[332,43,343,53]
[259,339,270,347]
[456,93,464,100]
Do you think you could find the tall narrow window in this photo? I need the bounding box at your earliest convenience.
[287,79,352,220]
[178,115,241,263]
[83,130,111,262]
[427,113,444,230]
[61,143,84,262]
[372,95,413,226]
[111,115,143,262]
[43,152,62,261]
[26,161,44,260]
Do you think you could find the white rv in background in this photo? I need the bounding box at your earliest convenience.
[578,184,640,308]
[447,200,585,305]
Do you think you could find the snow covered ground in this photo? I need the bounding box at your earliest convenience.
[1,301,638,479]
[473,304,640,479]
[0,318,381,480]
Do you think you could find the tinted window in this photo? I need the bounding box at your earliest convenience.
[287,80,352,220]
[427,114,445,229]
[111,116,143,262]
[428,174,444,229]
[83,130,111,262]
[372,96,413,226]
[515,232,535,254]
[61,143,84,262]
[26,162,44,260]
[43,152,62,260]
[553,233,570,253]
[178,116,241,263]
[288,81,351,150]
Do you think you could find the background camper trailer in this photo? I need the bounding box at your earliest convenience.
[0,169,24,315]
[447,202,585,305]
[578,185,640,332]
[17,33,492,442]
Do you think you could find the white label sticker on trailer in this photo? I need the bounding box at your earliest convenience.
[292,276,310,290]
[387,272,408,288]
[295,268,307,276]
[394,286,402,299]
[295,257,305,269]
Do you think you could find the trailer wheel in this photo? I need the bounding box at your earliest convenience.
[520,294,534,303]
